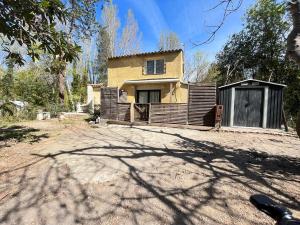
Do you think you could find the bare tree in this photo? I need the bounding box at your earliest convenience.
[101,2,120,57]
[184,51,210,82]
[118,9,142,56]
[158,32,182,51]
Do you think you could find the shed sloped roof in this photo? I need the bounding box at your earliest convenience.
[218,79,286,89]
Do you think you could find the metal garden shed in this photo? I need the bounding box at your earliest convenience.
[218,79,286,129]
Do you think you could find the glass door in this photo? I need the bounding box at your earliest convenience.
[137,90,161,103]
[149,90,161,103]
[137,91,148,103]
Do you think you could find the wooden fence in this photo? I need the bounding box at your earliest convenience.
[100,87,118,120]
[150,103,188,124]
[188,83,216,126]
[117,103,131,121]
[100,83,217,127]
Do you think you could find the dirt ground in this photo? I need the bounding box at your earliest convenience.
[0,119,299,225]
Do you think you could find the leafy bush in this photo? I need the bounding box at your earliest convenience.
[0,105,37,123]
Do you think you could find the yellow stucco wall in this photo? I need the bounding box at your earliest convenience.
[93,87,101,105]
[107,50,188,103]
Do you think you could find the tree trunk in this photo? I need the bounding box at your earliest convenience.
[297,113,300,137]
[287,1,300,64]
[58,68,66,106]
[287,0,300,138]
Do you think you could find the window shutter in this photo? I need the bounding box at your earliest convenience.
[156,59,164,74]
[143,61,147,74]
[164,62,166,73]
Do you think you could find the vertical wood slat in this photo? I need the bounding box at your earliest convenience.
[101,87,118,120]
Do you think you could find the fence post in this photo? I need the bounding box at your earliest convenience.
[148,103,151,124]
[187,83,190,125]
[117,103,119,121]
[130,103,135,123]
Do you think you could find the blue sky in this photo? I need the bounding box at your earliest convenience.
[0,0,255,65]
[105,0,255,61]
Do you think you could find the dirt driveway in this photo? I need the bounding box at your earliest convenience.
[0,120,300,225]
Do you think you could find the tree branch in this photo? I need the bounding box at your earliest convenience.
[191,0,244,47]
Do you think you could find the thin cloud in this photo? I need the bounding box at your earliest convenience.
[125,0,169,40]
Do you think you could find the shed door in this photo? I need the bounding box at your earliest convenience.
[234,88,263,127]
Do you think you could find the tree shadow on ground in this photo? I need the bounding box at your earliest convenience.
[0,126,299,225]
[0,125,49,148]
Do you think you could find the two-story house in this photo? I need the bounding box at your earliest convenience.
[107,49,188,104]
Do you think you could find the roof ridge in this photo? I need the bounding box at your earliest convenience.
[108,49,183,60]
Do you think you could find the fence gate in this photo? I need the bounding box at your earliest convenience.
[101,87,118,119]
[188,83,216,126]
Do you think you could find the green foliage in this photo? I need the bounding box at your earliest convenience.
[1,59,15,100]
[71,62,88,104]
[0,0,105,119]
[0,59,72,123]
[0,0,81,65]
[202,63,220,83]
[71,63,81,97]
[0,102,17,117]
[81,66,88,102]
[14,68,55,108]
[215,0,300,125]
[216,0,289,83]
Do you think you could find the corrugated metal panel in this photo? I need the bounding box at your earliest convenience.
[234,88,263,127]
[219,81,284,129]
[188,84,216,126]
[267,87,283,129]
[218,87,231,126]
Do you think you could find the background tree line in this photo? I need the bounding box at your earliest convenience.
[0,0,186,120]
[0,0,144,119]
[1,0,298,129]
[210,0,300,127]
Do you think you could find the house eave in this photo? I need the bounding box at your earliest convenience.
[123,78,180,85]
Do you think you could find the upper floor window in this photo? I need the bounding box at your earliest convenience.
[145,59,165,75]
